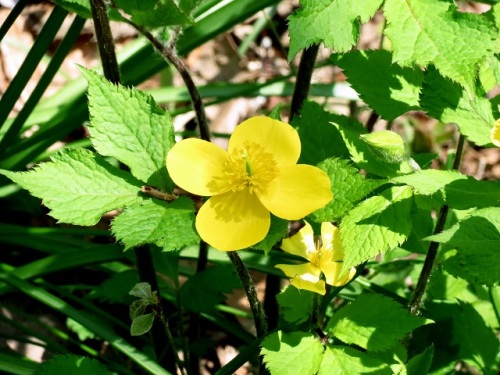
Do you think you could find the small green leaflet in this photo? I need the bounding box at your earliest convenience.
[319,346,392,375]
[130,313,155,336]
[426,207,500,286]
[311,157,385,222]
[334,50,423,120]
[340,185,413,272]
[261,331,324,375]
[392,169,500,209]
[292,101,353,166]
[0,148,144,226]
[420,67,495,147]
[405,346,434,375]
[111,197,199,252]
[82,68,175,191]
[384,0,500,93]
[326,293,426,352]
[288,0,383,59]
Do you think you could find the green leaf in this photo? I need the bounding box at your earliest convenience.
[392,170,500,209]
[179,265,241,313]
[384,0,500,93]
[427,301,498,370]
[426,207,500,286]
[311,158,385,222]
[276,285,314,324]
[91,270,139,304]
[52,0,92,18]
[179,0,204,16]
[33,354,111,375]
[405,346,434,375]
[261,331,324,375]
[334,50,423,120]
[326,293,425,352]
[130,313,155,336]
[333,122,416,177]
[292,101,353,166]
[82,68,175,191]
[66,318,96,341]
[0,149,144,226]
[111,197,199,251]
[114,0,191,27]
[340,186,413,271]
[319,346,392,375]
[129,282,153,299]
[419,67,495,147]
[130,300,148,320]
[288,0,383,59]
[252,215,288,254]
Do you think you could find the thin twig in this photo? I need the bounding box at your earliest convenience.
[408,133,466,314]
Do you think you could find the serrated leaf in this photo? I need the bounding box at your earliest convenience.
[426,207,500,286]
[288,0,383,59]
[131,313,155,336]
[261,331,323,375]
[67,318,96,341]
[251,215,288,254]
[311,158,386,222]
[326,294,425,352]
[111,196,198,251]
[114,0,191,27]
[333,122,415,177]
[319,346,392,375]
[428,301,498,370]
[179,265,241,313]
[392,170,500,209]
[406,346,434,375]
[82,68,175,191]
[33,354,111,375]
[276,285,314,324]
[292,101,353,166]
[52,0,92,18]
[334,50,423,120]
[91,270,139,304]
[419,67,495,147]
[384,0,500,93]
[0,149,144,226]
[340,186,413,271]
[129,282,153,299]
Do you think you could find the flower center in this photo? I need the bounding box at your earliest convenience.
[309,236,331,268]
[224,142,278,194]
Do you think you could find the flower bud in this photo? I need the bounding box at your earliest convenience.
[360,130,406,163]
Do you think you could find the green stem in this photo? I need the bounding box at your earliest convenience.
[227,251,268,338]
[158,310,187,375]
[289,44,320,121]
[408,133,466,315]
[90,0,121,84]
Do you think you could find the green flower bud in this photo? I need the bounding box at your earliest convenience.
[360,130,406,164]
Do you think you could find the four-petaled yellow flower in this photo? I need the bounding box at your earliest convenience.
[166,116,332,251]
[492,119,500,147]
[275,222,356,295]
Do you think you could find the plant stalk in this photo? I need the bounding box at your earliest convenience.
[408,133,465,314]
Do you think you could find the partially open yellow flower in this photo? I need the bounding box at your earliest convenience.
[492,119,500,147]
[276,222,356,295]
[166,116,332,251]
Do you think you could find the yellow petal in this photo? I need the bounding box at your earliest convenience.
[281,222,315,260]
[229,116,301,168]
[275,263,325,294]
[321,222,344,261]
[320,260,354,287]
[491,119,500,147]
[257,165,332,220]
[195,189,270,251]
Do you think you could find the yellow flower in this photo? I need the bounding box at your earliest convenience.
[166,116,332,251]
[275,222,356,295]
[492,119,500,147]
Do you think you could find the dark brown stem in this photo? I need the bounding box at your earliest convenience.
[289,44,320,122]
[366,111,380,133]
[408,134,465,314]
[90,0,121,84]
[227,251,268,338]
[158,310,187,375]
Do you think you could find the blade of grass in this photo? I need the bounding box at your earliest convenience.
[0,0,29,42]
[0,352,38,375]
[0,273,171,375]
